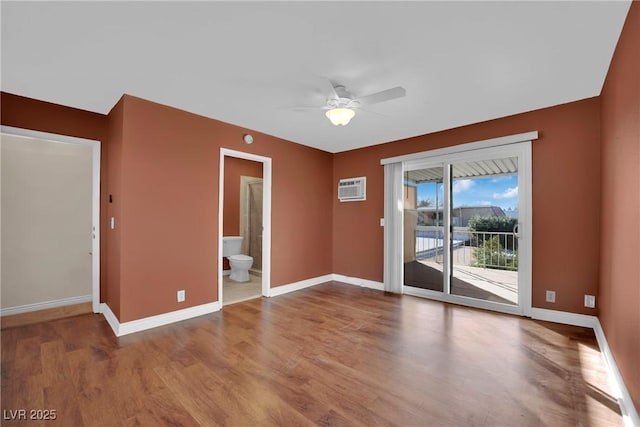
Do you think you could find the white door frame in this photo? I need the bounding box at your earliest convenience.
[382,131,536,317]
[218,148,272,304]
[1,125,102,313]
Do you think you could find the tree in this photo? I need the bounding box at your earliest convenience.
[472,235,518,271]
[468,215,517,232]
[468,215,518,249]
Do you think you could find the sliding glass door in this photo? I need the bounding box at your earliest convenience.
[403,165,445,292]
[449,157,519,306]
[401,143,531,316]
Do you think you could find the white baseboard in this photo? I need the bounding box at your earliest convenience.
[100,272,374,334]
[530,308,638,426]
[266,274,385,298]
[100,301,221,337]
[267,274,334,297]
[100,303,120,336]
[0,294,92,316]
[331,274,385,291]
[530,307,598,328]
[593,319,640,427]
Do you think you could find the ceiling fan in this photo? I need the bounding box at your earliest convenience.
[297,78,406,126]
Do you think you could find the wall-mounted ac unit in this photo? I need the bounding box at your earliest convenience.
[338,176,366,202]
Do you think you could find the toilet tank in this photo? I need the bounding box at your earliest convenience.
[222,236,243,256]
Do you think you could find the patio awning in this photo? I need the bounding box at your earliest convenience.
[405,157,518,184]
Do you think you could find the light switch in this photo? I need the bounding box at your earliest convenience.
[380,218,385,227]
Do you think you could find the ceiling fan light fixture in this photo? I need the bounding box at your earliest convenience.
[326,107,355,126]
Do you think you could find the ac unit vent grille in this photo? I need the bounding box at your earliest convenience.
[338,177,366,202]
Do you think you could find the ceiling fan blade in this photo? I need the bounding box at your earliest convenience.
[288,106,319,112]
[278,105,330,112]
[358,107,387,117]
[355,86,406,105]
[320,77,340,101]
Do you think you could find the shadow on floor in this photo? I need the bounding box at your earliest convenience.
[404,261,513,305]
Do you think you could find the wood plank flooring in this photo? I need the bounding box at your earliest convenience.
[0,282,622,426]
[1,302,92,330]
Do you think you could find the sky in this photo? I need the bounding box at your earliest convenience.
[415,175,518,211]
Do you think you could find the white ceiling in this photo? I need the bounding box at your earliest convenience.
[1,1,631,153]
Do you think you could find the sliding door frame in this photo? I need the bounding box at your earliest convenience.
[382,131,536,317]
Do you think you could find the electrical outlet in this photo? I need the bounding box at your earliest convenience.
[584,295,595,308]
[177,290,185,303]
[546,290,556,303]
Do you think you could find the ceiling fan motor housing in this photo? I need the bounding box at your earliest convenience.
[327,86,360,109]
[327,97,359,109]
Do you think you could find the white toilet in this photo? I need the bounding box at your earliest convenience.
[222,236,253,282]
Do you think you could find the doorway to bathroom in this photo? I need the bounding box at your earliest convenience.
[218,148,272,306]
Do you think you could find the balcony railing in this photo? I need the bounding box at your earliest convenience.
[415,226,518,271]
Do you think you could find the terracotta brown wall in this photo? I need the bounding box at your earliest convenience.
[105,99,124,318]
[223,156,263,236]
[333,97,602,315]
[599,1,640,410]
[0,92,109,302]
[109,95,332,322]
